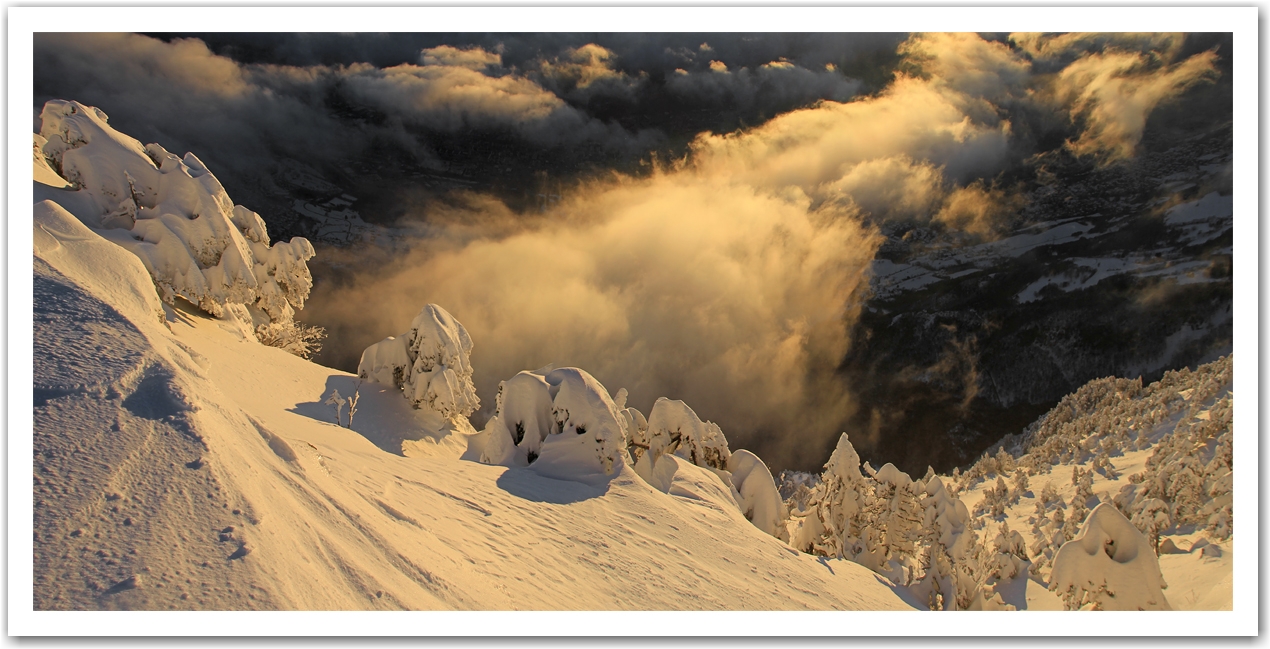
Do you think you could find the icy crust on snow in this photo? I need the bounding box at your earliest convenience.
[358,304,479,421]
[1050,503,1171,610]
[36,99,315,335]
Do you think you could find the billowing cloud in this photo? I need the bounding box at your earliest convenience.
[1051,48,1219,162]
[689,76,1012,192]
[305,33,1070,469]
[419,45,501,70]
[666,58,862,117]
[533,43,647,103]
[33,33,661,213]
[821,155,946,222]
[306,170,879,471]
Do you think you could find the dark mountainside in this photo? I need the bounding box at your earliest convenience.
[838,73,1233,475]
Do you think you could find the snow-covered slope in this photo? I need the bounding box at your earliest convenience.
[30,110,913,611]
[29,98,1235,616]
[780,354,1234,611]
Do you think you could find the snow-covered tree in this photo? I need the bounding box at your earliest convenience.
[536,368,627,477]
[1131,498,1171,555]
[727,450,784,539]
[38,99,319,356]
[912,475,973,610]
[859,464,925,583]
[793,434,873,560]
[358,304,479,422]
[479,369,555,466]
[1050,503,1171,610]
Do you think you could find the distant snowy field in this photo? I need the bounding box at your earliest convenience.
[28,100,1233,616]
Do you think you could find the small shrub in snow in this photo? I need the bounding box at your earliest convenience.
[256,320,326,359]
[325,390,348,428]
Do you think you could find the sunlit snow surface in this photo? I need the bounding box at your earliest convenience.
[955,415,1233,611]
[31,203,912,610]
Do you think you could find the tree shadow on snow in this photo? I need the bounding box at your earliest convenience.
[289,375,450,456]
[881,575,929,610]
[494,467,611,505]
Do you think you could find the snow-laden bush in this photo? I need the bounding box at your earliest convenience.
[532,367,628,479]
[727,450,784,539]
[912,475,975,610]
[1049,503,1172,610]
[37,99,318,354]
[636,398,731,491]
[480,370,556,466]
[357,304,479,422]
[965,521,1029,611]
[791,433,872,558]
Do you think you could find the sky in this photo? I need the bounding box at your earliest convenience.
[32,31,1234,473]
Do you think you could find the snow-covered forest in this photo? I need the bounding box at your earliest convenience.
[28,99,1236,616]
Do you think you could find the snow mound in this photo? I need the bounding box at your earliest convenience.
[357,304,479,421]
[727,449,784,538]
[478,370,555,466]
[530,368,627,481]
[634,398,731,495]
[1050,503,1171,610]
[36,99,316,345]
[33,133,70,188]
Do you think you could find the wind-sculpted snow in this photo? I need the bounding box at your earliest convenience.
[1050,503,1171,610]
[35,99,316,353]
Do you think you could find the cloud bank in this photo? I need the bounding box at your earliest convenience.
[36,31,1226,470]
